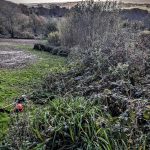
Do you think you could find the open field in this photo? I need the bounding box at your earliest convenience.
[0,44,36,69]
[0,39,67,140]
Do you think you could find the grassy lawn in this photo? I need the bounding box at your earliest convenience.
[0,45,67,140]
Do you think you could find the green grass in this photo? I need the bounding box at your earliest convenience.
[4,97,114,149]
[6,97,147,150]
[0,45,67,140]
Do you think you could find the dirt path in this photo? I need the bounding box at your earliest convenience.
[0,39,41,69]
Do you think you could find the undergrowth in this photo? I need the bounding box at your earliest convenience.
[2,97,149,150]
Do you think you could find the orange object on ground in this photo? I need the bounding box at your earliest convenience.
[15,103,23,112]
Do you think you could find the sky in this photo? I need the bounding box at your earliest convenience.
[6,0,82,3]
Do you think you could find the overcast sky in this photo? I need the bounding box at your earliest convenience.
[6,0,83,3]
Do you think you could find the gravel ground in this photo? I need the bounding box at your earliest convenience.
[0,39,40,69]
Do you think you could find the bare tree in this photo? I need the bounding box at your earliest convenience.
[29,13,47,36]
[0,4,20,38]
[0,3,31,38]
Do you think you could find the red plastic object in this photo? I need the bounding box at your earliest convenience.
[15,103,23,112]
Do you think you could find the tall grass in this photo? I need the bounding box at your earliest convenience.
[2,98,111,149]
[2,97,148,149]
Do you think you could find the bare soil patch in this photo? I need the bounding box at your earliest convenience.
[0,39,40,69]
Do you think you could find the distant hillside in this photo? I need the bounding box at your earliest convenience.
[122,0,150,4]
[0,0,18,10]
[1,0,150,18]
[0,0,69,17]
[25,4,69,17]
[26,1,150,11]
[26,2,78,9]
[121,8,150,25]
[1,0,17,6]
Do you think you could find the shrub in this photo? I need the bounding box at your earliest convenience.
[59,0,149,77]
[48,31,60,46]
[0,25,4,35]
[15,31,35,39]
[59,0,119,48]
[46,21,58,34]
